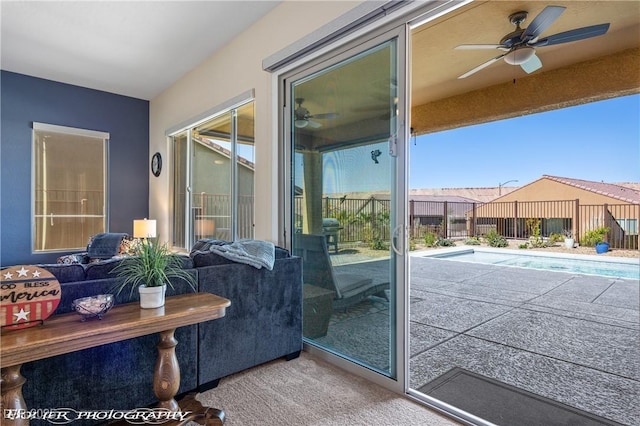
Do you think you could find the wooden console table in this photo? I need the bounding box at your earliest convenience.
[1,293,231,426]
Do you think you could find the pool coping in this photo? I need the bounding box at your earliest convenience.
[410,246,640,266]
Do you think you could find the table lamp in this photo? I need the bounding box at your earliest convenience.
[133,218,157,239]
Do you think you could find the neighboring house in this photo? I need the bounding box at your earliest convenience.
[192,138,255,240]
[474,175,640,248]
[409,195,477,237]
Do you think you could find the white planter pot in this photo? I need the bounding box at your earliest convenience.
[564,238,575,249]
[138,284,166,309]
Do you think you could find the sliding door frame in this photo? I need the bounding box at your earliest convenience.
[278,23,409,393]
[166,92,254,249]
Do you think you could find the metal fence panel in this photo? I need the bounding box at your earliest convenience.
[311,197,639,250]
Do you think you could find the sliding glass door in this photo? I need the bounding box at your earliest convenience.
[171,100,255,249]
[285,29,408,382]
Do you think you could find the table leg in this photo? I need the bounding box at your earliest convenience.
[154,328,180,411]
[152,329,225,425]
[174,393,225,426]
[1,365,28,426]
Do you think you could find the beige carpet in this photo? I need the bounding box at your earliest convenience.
[195,352,460,426]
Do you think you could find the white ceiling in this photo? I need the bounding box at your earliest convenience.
[0,1,280,100]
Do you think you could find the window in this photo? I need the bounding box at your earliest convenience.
[32,123,108,252]
[170,99,255,249]
[617,218,638,235]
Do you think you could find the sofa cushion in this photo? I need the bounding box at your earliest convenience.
[84,257,126,280]
[87,233,129,259]
[275,246,291,259]
[37,263,86,283]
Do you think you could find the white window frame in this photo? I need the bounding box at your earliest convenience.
[166,91,255,249]
[32,122,109,253]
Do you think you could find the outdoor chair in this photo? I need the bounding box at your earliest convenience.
[294,234,389,311]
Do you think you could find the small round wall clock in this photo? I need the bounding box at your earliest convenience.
[151,152,162,177]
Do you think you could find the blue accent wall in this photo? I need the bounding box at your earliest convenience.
[1,71,149,266]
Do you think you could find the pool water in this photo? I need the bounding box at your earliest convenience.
[429,250,640,280]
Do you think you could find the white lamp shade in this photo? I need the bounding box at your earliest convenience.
[133,219,157,238]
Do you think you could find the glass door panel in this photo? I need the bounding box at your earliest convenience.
[290,39,401,377]
[193,113,234,242]
[236,102,255,239]
[172,100,255,248]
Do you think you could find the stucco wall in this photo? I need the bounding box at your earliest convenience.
[0,71,149,266]
[149,1,362,245]
[498,178,630,205]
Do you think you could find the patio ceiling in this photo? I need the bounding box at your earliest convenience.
[410,0,640,135]
[297,1,640,146]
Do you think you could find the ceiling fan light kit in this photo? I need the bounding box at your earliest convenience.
[294,98,338,129]
[504,47,535,65]
[455,6,610,79]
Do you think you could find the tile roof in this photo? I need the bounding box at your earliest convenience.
[409,195,478,203]
[409,187,516,203]
[543,175,640,204]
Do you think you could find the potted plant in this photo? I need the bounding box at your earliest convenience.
[595,240,610,254]
[562,229,575,249]
[111,238,196,308]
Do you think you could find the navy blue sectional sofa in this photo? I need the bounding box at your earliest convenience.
[11,245,302,424]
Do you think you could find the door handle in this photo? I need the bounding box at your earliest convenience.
[391,224,404,256]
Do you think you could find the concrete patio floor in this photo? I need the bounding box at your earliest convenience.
[313,255,639,425]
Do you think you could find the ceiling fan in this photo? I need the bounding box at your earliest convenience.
[455,5,610,79]
[294,98,338,129]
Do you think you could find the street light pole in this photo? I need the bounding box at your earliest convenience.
[498,179,519,196]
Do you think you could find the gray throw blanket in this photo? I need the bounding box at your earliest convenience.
[87,233,128,259]
[208,239,275,270]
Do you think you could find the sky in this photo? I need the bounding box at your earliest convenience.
[409,94,640,189]
[297,94,639,195]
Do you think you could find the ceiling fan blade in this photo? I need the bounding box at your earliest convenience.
[520,52,542,74]
[307,120,322,129]
[458,53,507,79]
[309,112,339,119]
[455,44,509,50]
[531,23,610,47]
[521,6,566,41]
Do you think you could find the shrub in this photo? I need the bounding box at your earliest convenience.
[437,238,456,247]
[483,229,508,248]
[528,235,546,248]
[424,231,438,247]
[464,237,481,245]
[370,237,388,250]
[581,227,610,247]
[525,218,541,239]
[518,243,529,249]
[549,233,564,243]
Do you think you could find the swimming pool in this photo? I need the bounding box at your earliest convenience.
[417,248,640,280]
